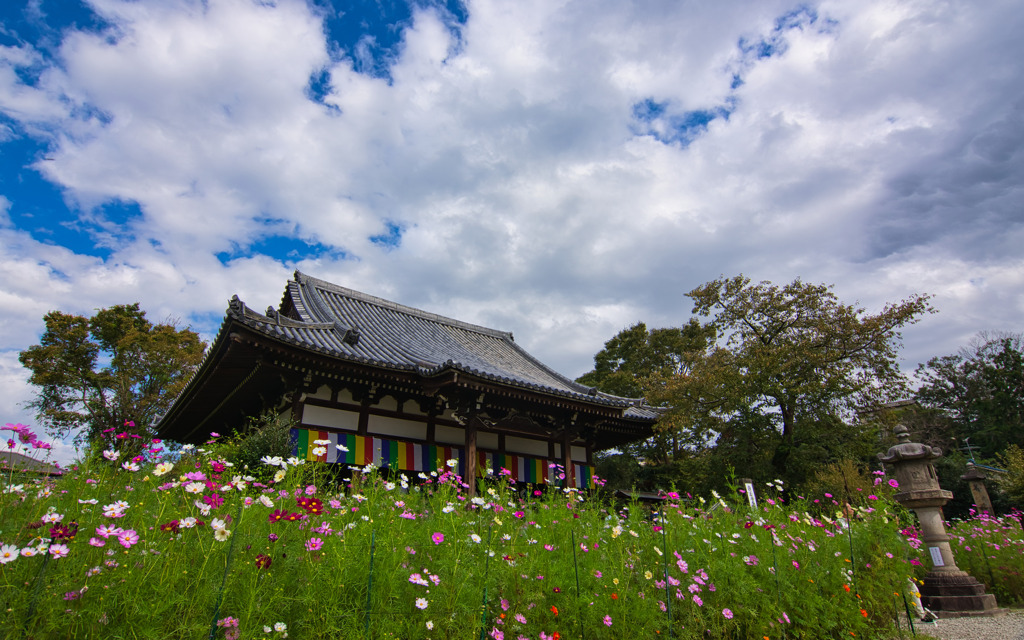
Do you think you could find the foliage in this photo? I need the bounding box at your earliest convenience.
[803,459,874,505]
[996,445,1024,507]
[0,424,930,640]
[224,411,298,482]
[18,303,206,443]
[915,332,1024,459]
[576,320,715,398]
[945,511,1024,606]
[649,275,933,476]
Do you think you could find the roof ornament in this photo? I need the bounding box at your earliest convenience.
[265,306,278,322]
[228,295,244,315]
[342,327,361,346]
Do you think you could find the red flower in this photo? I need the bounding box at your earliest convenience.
[268,509,287,523]
[551,605,559,616]
[611,593,619,600]
[160,520,180,534]
[860,609,868,618]
[255,554,273,569]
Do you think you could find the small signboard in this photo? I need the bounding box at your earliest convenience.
[929,546,945,567]
[744,480,757,508]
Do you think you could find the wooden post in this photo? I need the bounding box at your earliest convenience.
[466,423,478,498]
[563,431,574,489]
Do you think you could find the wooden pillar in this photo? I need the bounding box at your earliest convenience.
[465,423,478,498]
[563,431,574,489]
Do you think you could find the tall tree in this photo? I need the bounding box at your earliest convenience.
[576,320,715,397]
[19,303,207,443]
[577,320,715,466]
[915,332,1024,459]
[650,275,933,475]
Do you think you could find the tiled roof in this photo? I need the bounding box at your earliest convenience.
[228,271,654,413]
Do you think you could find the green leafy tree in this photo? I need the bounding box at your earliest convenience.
[578,320,715,470]
[915,333,1024,459]
[651,275,933,476]
[18,303,207,443]
[576,320,715,397]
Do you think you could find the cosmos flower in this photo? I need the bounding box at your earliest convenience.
[415,598,429,610]
[431,532,444,545]
[49,544,70,558]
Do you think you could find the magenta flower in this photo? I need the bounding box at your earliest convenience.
[603,615,612,627]
[118,530,139,549]
[723,608,733,619]
[431,532,444,545]
[888,479,900,489]
[305,537,323,552]
[88,537,105,547]
[49,544,70,558]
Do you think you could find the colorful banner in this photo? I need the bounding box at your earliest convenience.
[290,428,594,488]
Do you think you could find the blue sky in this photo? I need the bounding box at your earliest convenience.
[2,0,1023,462]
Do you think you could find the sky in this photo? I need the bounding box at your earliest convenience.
[2,0,1022,465]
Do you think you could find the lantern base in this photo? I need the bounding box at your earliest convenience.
[920,572,1003,617]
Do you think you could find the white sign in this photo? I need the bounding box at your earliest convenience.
[744,481,757,508]
[929,546,945,567]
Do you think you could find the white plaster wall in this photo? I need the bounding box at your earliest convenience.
[303,405,359,431]
[367,415,427,440]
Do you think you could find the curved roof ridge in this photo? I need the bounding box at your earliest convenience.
[293,270,514,340]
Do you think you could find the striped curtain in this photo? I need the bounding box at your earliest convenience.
[290,428,594,488]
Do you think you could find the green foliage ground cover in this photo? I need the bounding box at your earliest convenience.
[2,422,1008,640]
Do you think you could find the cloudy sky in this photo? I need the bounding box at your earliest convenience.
[2,0,1022,461]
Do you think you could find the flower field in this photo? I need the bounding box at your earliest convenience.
[0,423,984,639]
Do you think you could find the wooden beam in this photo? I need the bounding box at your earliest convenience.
[563,430,574,489]
[465,424,478,498]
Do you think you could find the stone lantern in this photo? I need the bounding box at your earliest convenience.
[878,425,1001,617]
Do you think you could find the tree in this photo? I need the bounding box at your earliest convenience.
[915,332,1024,459]
[576,320,715,397]
[18,303,207,443]
[650,275,933,476]
[577,320,715,466]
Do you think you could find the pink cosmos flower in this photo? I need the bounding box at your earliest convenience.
[431,532,444,545]
[89,537,105,547]
[305,537,323,552]
[118,530,139,548]
[96,525,123,539]
[49,544,70,558]
[603,615,612,627]
[888,479,899,489]
[723,608,733,619]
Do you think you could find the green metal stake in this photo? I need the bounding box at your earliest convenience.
[660,514,673,639]
[208,500,245,640]
[364,529,376,637]
[477,527,494,640]
[571,528,585,640]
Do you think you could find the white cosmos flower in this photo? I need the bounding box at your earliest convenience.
[121,462,140,472]
[153,462,174,476]
[470,534,481,544]
[0,544,18,564]
[312,446,327,456]
[259,495,274,508]
[214,528,231,541]
[261,456,284,467]
[185,482,205,494]
[102,449,119,461]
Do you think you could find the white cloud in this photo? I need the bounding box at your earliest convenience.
[0,0,1021,395]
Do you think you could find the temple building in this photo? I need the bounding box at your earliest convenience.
[156,272,658,494]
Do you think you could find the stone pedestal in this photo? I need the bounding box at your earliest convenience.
[879,425,1003,618]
